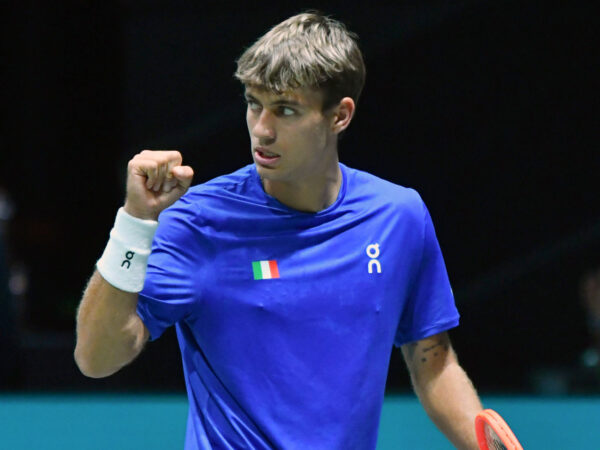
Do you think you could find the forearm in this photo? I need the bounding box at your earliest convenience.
[74,270,148,378]
[412,359,482,450]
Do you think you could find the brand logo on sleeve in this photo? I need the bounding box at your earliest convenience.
[366,244,382,274]
[252,260,280,280]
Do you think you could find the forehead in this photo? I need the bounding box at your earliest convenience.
[244,85,324,107]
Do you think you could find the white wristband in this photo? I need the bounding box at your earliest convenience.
[96,207,159,293]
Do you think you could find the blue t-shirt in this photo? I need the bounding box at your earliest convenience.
[137,163,459,449]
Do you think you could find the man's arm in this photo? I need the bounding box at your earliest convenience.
[401,332,482,450]
[75,271,149,377]
[74,150,193,378]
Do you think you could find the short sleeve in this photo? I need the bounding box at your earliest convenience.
[394,201,459,346]
[136,203,202,341]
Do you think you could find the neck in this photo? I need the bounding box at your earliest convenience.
[262,161,342,213]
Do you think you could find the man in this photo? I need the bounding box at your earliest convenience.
[75,12,483,449]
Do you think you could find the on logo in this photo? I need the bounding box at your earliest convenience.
[366,244,382,274]
[121,251,135,269]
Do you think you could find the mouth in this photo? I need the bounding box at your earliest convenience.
[254,147,281,166]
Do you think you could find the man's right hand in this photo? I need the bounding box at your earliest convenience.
[124,150,194,220]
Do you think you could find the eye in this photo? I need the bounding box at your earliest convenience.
[246,99,261,112]
[279,106,296,117]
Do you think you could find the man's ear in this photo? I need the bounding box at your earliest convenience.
[331,97,355,135]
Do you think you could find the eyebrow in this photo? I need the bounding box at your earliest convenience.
[244,92,302,107]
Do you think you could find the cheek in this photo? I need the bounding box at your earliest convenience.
[279,118,329,153]
[310,121,330,147]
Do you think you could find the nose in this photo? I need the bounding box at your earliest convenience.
[251,110,276,144]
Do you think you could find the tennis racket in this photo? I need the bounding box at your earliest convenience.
[475,409,523,450]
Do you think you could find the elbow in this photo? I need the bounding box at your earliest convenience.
[73,345,116,379]
[73,318,148,378]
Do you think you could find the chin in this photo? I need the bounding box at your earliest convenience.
[255,163,276,177]
[254,163,286,182]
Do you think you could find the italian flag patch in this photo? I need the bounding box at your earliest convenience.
[252,260,280,280]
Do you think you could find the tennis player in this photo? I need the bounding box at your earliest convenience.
[75,11,483,449]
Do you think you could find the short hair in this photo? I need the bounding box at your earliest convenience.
[235,11,366,111]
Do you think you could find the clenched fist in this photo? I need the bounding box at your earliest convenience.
[123,150,194,220]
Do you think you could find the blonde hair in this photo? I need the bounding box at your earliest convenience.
[235,12,366,110]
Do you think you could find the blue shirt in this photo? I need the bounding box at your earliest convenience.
[137,163,459,449]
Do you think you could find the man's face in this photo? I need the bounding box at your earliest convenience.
[245,86,338,184]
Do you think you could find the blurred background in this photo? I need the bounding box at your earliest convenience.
[0,0,598,440]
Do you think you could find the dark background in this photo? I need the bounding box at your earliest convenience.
[1,0,598,394]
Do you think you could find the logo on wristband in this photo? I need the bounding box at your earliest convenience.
[121,251,135,269]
